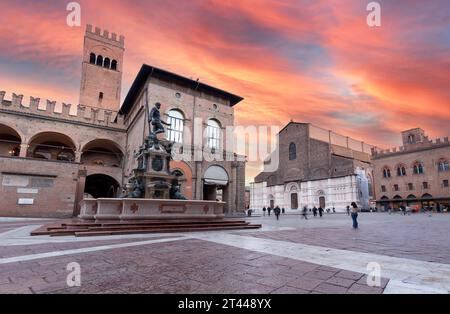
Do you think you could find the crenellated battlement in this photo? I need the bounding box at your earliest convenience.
[0,90,125,129]
[86,24,125,47]
[372,136,450,158]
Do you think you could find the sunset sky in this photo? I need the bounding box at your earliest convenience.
[0,0,449,182]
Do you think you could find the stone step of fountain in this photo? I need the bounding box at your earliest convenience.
[75,224,262,237]
[31,219,262,237]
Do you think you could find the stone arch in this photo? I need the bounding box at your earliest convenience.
[81,139,124,167]
[27,132,77,161]
[84,174,120,199]
[285,182,300,193]
[202,165,229,202]
[0,123,22,157]
[170,160,193,199]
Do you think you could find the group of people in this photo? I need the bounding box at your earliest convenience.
[261,206,285,220]
[261,202,361,229]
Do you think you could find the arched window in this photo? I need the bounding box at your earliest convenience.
[367,174,374,198]
[206,119,221,150]
[413,161,424,174]
[96,55,103,66]
[89,53,96,64]
[382,167,391,178]
[438,159,449,172]
[167,109,184,143]
[111,60,118,70]
[397,165,407,177]
[103,57,111,69]
[289,143,296,160]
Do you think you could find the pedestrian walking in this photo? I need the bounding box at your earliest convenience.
[318,206,324,218]
[346,205,350,216]
[274,206,281,221]
[401,205,407,216]
[350,202,359,229]
[302,206,308,220]
[262,207,267,216]
[332,207,336,213]
[268,207,272,216]
[313,206,318,217]
[282,207,285,214]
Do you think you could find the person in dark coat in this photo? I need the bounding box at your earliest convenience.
[268,206,272,216]
[302,206,308,220]
[274,206,281,220]
[318,207,324,218]
[313,206,318,217]
[282,207,285,214]
[346,205,350,216]
[262,207,267,216]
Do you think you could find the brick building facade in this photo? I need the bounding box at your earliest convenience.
[372,128,450,211]
[250,122,374,212]
[0,25,246,218]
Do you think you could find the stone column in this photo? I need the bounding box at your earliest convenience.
[73,169,87,217]
[19,143,28,158]
[75,151,82,163]
[228,162,238,213]
[195,161,203,200]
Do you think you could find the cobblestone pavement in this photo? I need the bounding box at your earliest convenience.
[0,214,449,294]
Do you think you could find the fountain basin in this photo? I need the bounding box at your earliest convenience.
[79,198,226,221]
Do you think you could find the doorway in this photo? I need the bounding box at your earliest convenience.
[319,196,326,208]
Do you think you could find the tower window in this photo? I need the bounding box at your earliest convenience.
[89,53,96,64]
[99,92,104,100]
[96,55,103,66]
[104,58,111,69]
[111,60,118,71]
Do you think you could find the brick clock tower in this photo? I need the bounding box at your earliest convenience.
[79,24,125,111]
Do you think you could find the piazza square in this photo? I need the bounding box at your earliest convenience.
[0,212,449,294]
[0,0,449,300]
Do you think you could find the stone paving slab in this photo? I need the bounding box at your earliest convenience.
[1,213,449,294]
[0,239,382,294]
[243,214,450,264]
